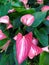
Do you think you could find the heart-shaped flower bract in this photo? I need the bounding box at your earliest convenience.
[16,32,32,64]
[20,14,35,26]
[14,32,49,64]
[0,16,13,29]
[28,44,43,59]
[0,16,10,24]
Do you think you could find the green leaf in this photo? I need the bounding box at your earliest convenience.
[0,38,9,47]
[34,28,48,46]
[43,27,49,34]
[0,24,6,31]
[12,0,19,2]
[0,54,9,65]
[21,8,35,14]
[44,20,49,27]
[0,0,8,4]
[12,2,23,7]
[32,12,47,27]
[8,53,15,65]
[44,27,49,34]
[26,26,34,32]
[0,2,11,16]
[13,16,22,29]
[39,52,49,65]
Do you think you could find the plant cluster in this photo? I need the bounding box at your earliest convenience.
[0,0,49,65]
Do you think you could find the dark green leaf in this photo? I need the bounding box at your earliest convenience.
[13,16,22,29]
[44,20,49,27]
[0,38,9,47]
[12,2,23,7]
[0,2,11,16]
[44,27,49,34]
[0,54,9,65]
[8,53,15,65]
[26,26,34,32]
[0,24,6,31]
[39,52,49,65]
[21,8,35,14]
[32,12,47,27]
[34,28,48,46]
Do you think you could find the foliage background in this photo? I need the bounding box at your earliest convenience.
[0,0,49,65]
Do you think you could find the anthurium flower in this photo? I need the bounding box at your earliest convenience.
[20,14,35,26]
[28,44,43,59]
[0,16,10,24]
[14,32,49,64]
[37,0,43,4]
[0,30,11,52]
[15,32,32,64]
[41,5,49,12]
[0,16,13,29]
[0,30,7,40]
[46,16,49,21]
[28,44,49,59]
[0,40,11,52]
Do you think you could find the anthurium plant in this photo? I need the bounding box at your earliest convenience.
[0,0,49,65]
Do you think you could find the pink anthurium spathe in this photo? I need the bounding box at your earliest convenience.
[46,16,49,21]
[15,32,32,64]
[41,5,49,12]
[0,16,10,24]
[0,30,7,40]
[28,44,43,59]
[28,44,49,59]
[14,32,49,64]
[20,14,35,26]
[0,30,11,52]
[0,16,13,29]
[37,0,43,4]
